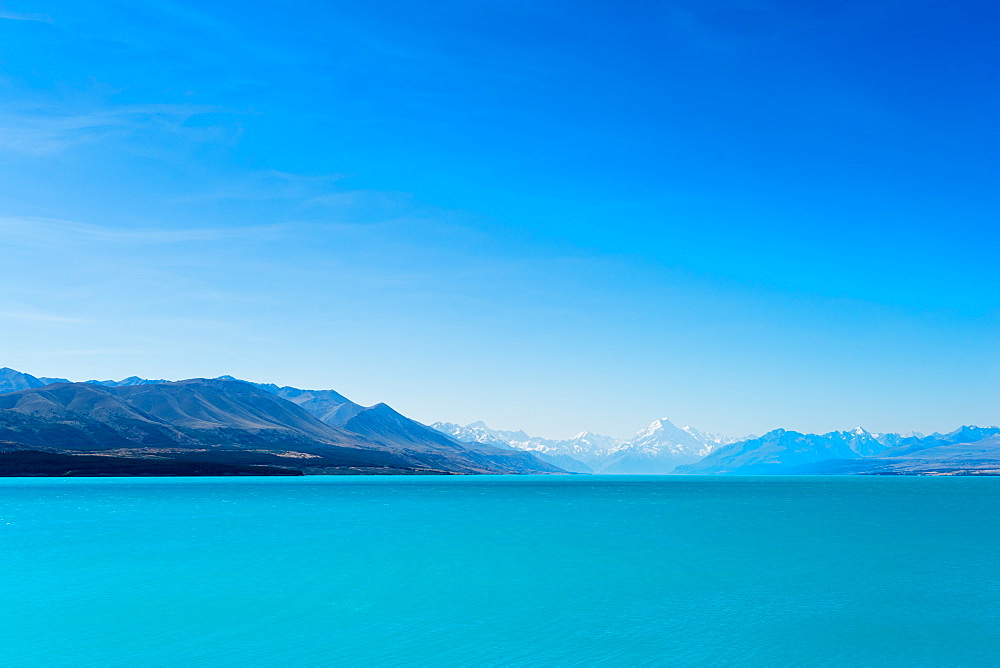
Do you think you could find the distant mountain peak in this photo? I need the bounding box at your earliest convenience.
[433,414,734,474]
[366,402,404,418]
[570,430,611,441]
[0,367,48,394]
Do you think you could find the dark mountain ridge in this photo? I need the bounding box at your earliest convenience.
[0,372,563,475]
[242,381,365,426]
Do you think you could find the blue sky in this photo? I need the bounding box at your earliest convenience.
[1,0,997,438]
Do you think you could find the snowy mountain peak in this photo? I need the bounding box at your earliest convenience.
[565,431,621,451]
[431,415,737,474]
[619,417,711,456]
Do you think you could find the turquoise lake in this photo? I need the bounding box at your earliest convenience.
[2,475,999,666]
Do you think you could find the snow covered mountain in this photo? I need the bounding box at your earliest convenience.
[432,417,735,474]
[675,426,1000,475]
[430,421,594,472]
[599,419,731,473]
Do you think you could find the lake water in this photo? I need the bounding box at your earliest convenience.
[2,475,999,666]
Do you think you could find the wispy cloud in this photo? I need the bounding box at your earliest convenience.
[0,10,51,22]
[0,216,292,247]
[0,103,232,155]
[0,310,92,325]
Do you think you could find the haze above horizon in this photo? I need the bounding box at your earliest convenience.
[1,0,996,439]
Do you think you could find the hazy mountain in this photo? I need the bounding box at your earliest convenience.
[249,382,365,426]
[561,431,623,458]
[433,417,733,474]
[0,373,564,475]
[345,404,565,474]
[87,376,171,387]
[433,421,524,449]
[37,376,71,385]
[436,423,618,458]
[878,433,1000,471]
[432,421,562,451]
[878,426,1000,458]
[675,426,1000,475]
[675,428,889,474]
[534,453,594,474]
[769,433,1000,476]
[431,422,593,472]
[599,419,726,474]
[0,367,68,394]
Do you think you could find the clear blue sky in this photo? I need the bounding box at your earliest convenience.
[1,0,997,438]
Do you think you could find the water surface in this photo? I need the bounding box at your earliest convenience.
[2,475,998,665]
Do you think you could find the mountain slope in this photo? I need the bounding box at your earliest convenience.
[0,382,194,451]
[345,404,565,474]
[84,374,516,470]
[218,379,561,473]
[267,386,364,426]
[0,372,565,474]
[0,367,68,394]
[112,379,352,441]
[217,377,365,426]
[0,381,411,468]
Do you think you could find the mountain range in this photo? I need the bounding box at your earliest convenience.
[2,367,997,476]
[675,425,1000,475]
[0,368,563,475]
[436,419,1000,476]
[432,418,734,474]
